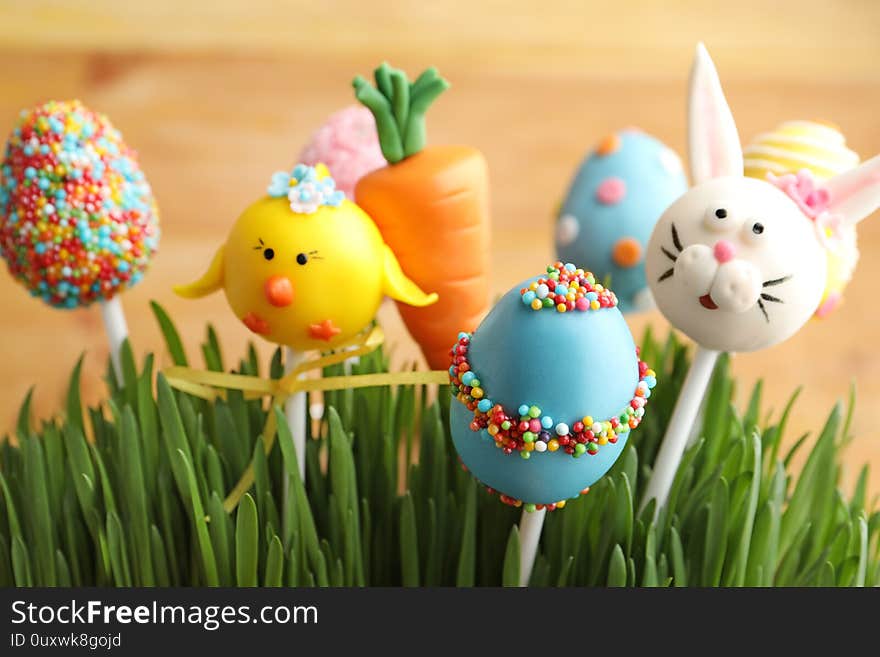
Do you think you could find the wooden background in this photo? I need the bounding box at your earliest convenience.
[0,1,878,493]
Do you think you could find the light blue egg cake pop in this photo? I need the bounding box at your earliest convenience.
[448,262,656,511]
[555,130,687,313]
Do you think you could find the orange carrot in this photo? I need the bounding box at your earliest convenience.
[353,63,490,369]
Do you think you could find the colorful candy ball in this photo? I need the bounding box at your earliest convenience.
[0,100,159,309]
[449,262,656,509]
[299,105,386,199]
[555,129,687,313]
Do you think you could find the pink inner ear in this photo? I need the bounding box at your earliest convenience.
[831,170,880,206]
[700,86,725,180]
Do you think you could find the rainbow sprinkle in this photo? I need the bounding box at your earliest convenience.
[449,334,656,460]
[521,262,618,312]
[0,100,159,308]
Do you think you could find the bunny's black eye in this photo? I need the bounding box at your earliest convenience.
[263,248,275,261]
[752,223,764,235]
[715,208,728,219]
[296,253,308,265]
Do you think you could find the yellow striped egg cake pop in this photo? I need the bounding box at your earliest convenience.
[744,120,860,318]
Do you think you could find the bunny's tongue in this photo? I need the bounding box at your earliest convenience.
[699,294,719,310]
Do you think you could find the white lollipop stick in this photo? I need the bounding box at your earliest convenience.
[283,347,307,480]
[518,507,546,586]
[640,346,718,514]
[100,296,128,385]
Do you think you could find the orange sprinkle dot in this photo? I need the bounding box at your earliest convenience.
[596,133,621,156]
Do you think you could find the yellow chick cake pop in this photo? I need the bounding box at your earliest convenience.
[744,120,860,317]
[175,164,437,350]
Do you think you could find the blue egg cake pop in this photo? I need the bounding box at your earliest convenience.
[448,262,656,511]
[555,130,687,313]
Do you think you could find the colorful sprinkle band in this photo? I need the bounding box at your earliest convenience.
[267,164,345,215]
[521,262,618,313]
[0,100,159,308]
[450,332,655,460]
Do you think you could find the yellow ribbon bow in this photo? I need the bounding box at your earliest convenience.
[162,326,449,512]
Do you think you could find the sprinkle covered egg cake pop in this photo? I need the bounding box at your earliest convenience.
[0,100,159,308]
[556,130,687,312]
[449,262,656,510]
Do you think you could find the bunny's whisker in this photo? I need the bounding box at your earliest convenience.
[757,299,769,323]
[671,223,683,252]
[657,268,674,282]
[760,293,783,303]
[762,276,791,288]
[661,247,677,262]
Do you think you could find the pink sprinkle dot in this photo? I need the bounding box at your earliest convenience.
[595,177,626,205]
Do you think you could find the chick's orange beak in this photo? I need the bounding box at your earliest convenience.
[264,275,294,307]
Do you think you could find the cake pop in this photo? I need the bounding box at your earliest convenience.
[641,44,880,513]
[556,130,687,312]
[175,163,436,476]
[449,262,655,584]
[745,120,861,318]
[299,105,386,199]
[175,163,436,351]
[449,262,654,508]
[353,63,491,370]
[0,100,160,380]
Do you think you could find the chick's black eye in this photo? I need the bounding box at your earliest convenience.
[296,253,308,265]
[715,208,727,219]
[752,222,764,235]
[263,248,275,261]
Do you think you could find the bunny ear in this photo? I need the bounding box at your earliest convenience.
[688,43,743,185]
[826,153,880,226]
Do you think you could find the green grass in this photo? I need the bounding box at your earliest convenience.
[0,303,877,586]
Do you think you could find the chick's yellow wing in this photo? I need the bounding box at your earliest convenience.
[381,244,438,307]
[173,244,225,299]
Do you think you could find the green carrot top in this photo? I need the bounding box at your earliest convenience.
[353,63,449,165]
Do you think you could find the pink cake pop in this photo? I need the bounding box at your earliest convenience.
[299,105,386,198]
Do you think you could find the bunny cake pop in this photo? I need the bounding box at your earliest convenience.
[744,120,861,318]
[641,43,880,512]
[556,130,687,312]
[299,105,386,199]
[0,100,159,309]
[175,163,437,351]
[646,47,880,354]
[449,262,656,510]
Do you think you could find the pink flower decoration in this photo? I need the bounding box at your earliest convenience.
[768,169,844,250]
[299,106,386,198]
[767,169,831,219]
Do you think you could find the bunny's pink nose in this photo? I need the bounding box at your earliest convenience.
[713,240,736,264]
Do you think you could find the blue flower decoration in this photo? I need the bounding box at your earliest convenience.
[266,164,345,214]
